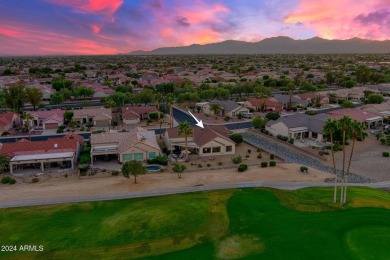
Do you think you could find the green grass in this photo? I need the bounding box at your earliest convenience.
[1,187,390,259]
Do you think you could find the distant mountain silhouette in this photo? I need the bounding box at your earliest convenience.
[129,37,390,55]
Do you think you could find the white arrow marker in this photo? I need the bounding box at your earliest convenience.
[188,110,204,129]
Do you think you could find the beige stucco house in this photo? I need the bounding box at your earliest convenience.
[73,108,112,128]
[198,100,249,118]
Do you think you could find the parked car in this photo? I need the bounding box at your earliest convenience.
[240,112,253,118]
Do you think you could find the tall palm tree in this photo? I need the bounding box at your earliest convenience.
[0,155,10,173]
[155,92,164,138]
[323,118,340,203]
[343,120,366,204]
[167,93,174,128]
[339,116,352,206]
[178,121,192,161]
[209,103,222,117]
[22,112,34,140]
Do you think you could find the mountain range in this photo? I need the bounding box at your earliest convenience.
[129,37,390,55]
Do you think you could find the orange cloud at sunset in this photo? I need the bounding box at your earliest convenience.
[285,0,390,40]
[46,0,123,15]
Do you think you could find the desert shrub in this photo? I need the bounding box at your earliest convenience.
[231,155,242,164]
[1,131,10,136]
[198,164,202,168]
[68,120,79,127]
[32,178,39,183]
[261,162,268,168]
[111,170,120,176]
[9,178,16,184]
[92,130,106,134]
[257,148,261,152]
[218,162,223,166]
[270,154,275,160]
[245,154,250,158]
[229,133,243,144]
[257,154,262,159]
[1,176,11,184]
[247,149,252,154]
[224,116,230,122]
[380,138,386,145]
[147,156,168,166]
[56,128,64,133]
[207,163,211,167]
[383,152,390,157]
[289,138,294,144]
[305,110,317,115]
[238,164,248,172]
[270,161,276,167]
[300,166,308,173]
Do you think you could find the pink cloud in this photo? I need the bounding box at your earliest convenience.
[91,24,100,34]
[285,0,390,40]
[45,0,123,16]
[179,4,229,24]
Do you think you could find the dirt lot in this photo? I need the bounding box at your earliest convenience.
[0,163,332,203]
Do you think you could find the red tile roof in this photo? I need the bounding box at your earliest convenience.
[122,106,158,120]
[328,108,382,122]
[29,110,64,121]
[247,98,283,108]
[0,112,16,126]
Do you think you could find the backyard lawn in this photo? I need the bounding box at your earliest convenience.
[1,187,390,259]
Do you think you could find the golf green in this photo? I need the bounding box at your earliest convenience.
[1,187,390,259]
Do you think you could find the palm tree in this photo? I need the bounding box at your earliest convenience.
[22,112,34,140]
[178,121,192,161]
[323,118,340,203]
[167,94,174,128]
[209,103,222,117]
[339,116,352,206]
[155,92,164,138]
[287,82,296,110]
[343,120,366,204]
[0,155,10,173]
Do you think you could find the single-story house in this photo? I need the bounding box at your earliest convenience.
[73,108,112,128]
[328,108,384,129]
[265,113,329,141]
[200,100,249,117]
[0,112,20,133]
[359,102,390,119]
[122,106,159,127]
[269,94,308,108]
[244,98,283,112]
[90,128,161,164]
[294,93,329,106]
[24,110,64,129]
[164,125,235,157]
[0,133,84,175]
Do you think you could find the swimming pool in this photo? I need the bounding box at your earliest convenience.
[145,165,162,172]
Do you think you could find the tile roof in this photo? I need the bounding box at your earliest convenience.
[247,98,283,108]
[122,106,158,120]
[73,108,112,120]
[209,100,241,112]
[0,112,16,126]
[266,113,329,134]
[328,108,382,122]
[29,110,64,121]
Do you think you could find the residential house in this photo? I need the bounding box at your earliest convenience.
[122,106,158,128]
[164,126,235,157]
[81,82,114,98]
[265,113,328,141]
[0,112,20,133]
[201,100,249,118]
[294,93,329,107]
[73,108,112,128]
[360,101,390,119]
[1,133,84,175]
[244,98,283,112]
[24,110,64,129]
[328,108,383,129]
[269,94,308,108]
[90,128,161,164]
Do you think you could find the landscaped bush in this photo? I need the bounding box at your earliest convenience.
[56,128,64,133]
[68,120,79,127]
[257,148,261,152]
[261,162,268,168]
[32,178,39,183]
[277,135,289,142]
[198,164,202,168]
[380,138,386,145]
[1,131,10,136]
[218,162,223,166]
[92,130,106,134]
[207,163,211,167]
[224,116,230,122]
[9,178,16,184]
[231,155,242,164]
[300,166,308,173]
[111,170,120,176]
[247,149,252,154]
[257,154,262,159]
[238,164,248,172]
[270,161,276,167]
[305,110,318,116]
[270,154,275,160]
[147,156,168,166]
[289,138,294,144]
[383,152,390,157]
[80,153,91,164]
[229,133,243,144]
[1,176,12,184]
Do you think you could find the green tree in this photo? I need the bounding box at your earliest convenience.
[74,86,94,100]
[59,88,72,100]
[229,133,243,144]
[51,77,73,91]
[341,100,354,108]
[167,93,174,128]
[22,112,34,140]
[50,92,64,106]
[104,99,116,109]
[172,163,187,178]
[265,112,280,121]
[252,116,267,129]
[366,94,384,104]
[4,85,26,112]
[0,155,10,173]
[178,121,192,161]
[343,120,366,205]
[323,118,340,203]
[137,88,154,105]
[25,87,43,111]
[121,161,146,184]
[209,103,222,117]
[356,65,371,84]
[64,110,74,124]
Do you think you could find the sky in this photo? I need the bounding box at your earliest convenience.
[0,0,389,55]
